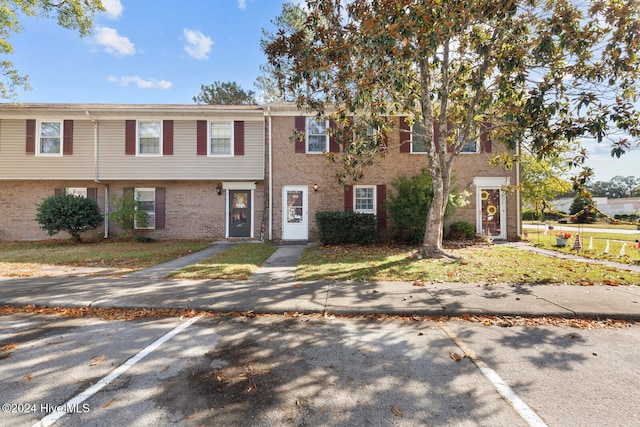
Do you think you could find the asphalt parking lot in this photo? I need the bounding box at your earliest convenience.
[1,313,638,427]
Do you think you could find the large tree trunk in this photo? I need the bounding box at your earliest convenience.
[421,168,453,258]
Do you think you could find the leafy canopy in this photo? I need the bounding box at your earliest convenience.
[193,81,257,105]
[265,0,640,255]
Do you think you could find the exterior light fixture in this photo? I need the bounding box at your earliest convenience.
[313,183,319,192]
[216,183,223,195]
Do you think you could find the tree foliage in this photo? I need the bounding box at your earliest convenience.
[36,193,103,242]
[265,0,640,256]
[0,0,104,99]
[108,194,149,237]
[521,152,572,210]
[192,81,257,105]
[587,176,640,198]
[386,170,469,242]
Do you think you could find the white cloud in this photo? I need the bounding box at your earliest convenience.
[108,76,172,90]
[183,29,214,60]
[94,26,135,56]
[237,0,247,10]
[101,0,124,19]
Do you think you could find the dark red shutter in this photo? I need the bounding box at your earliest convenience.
[197,120,208,155]
[234,121,245,156]
[163,120,173,155]
[155,187,166,229]
[376,184,387,229]
[125,120,136,155]
[399,119,411,153]
[63,120,73,155]
[54,188,63,196]
[344,186,353,212]
[294,116,306,153]
[87,187,98,202]
[329,120,340,152]
[26,120,36,155]
[481,122,492,153]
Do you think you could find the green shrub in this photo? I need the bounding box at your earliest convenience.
[569,195,597,224]
[447,221,476,240]
[133,235,157,243]
[522,210,539,221]
[36,193,103,242]
[316,211,377,245]
[109,193,149,237]
[386,169,469,243]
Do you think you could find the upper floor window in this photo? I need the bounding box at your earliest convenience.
[138,121,162,155]
[209,122,233,156]
[37,120,63,156]
[410,126,428,153]
[135,188,156,229]
[354,185,376,214]
[461,138,478,153]
[306,118,328,153]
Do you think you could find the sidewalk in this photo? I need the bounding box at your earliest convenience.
[0,242,638,320]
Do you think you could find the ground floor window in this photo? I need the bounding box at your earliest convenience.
[66,187,87,198]
[135,188,156,229]
[354,185,376,214]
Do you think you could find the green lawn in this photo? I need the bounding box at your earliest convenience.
[524,228,640,265]
[0,240,212,276]
[296,243,640,285]
[169,243,277,280]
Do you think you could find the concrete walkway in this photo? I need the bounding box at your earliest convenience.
[0,242,638,320]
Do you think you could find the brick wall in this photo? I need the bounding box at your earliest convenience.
[269,115,520,241]
[0,180,265,241]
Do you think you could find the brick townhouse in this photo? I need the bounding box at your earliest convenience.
[0,103,521,242]
[0,104,265,241]
[266,103,521,242]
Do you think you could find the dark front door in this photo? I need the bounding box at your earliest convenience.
[229,190,251,237]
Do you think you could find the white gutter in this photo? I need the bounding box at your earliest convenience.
[267,105,273,241]
[86,111,109,239]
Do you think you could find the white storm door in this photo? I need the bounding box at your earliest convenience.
[477,187,507,240]
[282,186,308,240]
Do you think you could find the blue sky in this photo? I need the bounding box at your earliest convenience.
[6,0,639,181]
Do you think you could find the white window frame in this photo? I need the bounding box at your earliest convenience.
[409,125,428,154]
[66,188,88,198]
[136,120,163,157]
[460,124,480,153]
[208,121,234,157]
[354,185,377,214]
[306,118,329,154]
[36,120,63,156]
[134,188,156,229]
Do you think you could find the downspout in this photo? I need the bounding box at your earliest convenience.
[516,140,522,239]
[86,111,109,239]
[267,105,273,241]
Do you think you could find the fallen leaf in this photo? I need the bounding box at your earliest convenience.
[295,284,302,288]
[103,399,115,408]
[450,352,462,361]
[391,405,404,417]
[90,355,106,367]
[160,365,170,373]
[24,373,33,382]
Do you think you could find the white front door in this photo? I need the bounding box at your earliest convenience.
[477,187,507,240]
[282,186,308,240]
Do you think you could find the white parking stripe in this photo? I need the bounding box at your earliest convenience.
[439,322,548,427]
[33,316,202,427]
